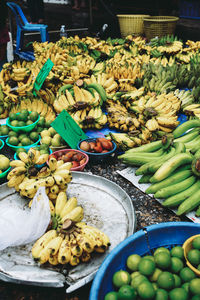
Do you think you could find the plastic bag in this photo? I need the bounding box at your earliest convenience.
[0,187,51,251]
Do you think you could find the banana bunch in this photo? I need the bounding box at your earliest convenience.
[175,52,192,64]
[183,104,200,119]
[174,89,194,109]
[84,74,118,96]
[32,191,110,266]
[70,105,107,129]
[8,151,72,200]
[157,41,183,54]
[10,97,56,121]
[74,54,96,76]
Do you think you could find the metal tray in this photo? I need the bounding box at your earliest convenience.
[0,171,136,293]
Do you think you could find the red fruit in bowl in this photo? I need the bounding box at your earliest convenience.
[94,141,103,153]
[63,151,74,162]
[73,153,84,162]
[80,141,90,152]
[102,150,109,153]
[50,154,57,160]
[71,161,80,168]
[89,141,96,151]
[79,157,86,165]
[100,140,113,151]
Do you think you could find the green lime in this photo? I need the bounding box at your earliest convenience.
[157,272,175,290]
[21,137,31,146]
[187,249,200,266]
[193,237,200,250]
[18,134,27,142]
[37,116,45,127]
[8,131,18,137]
[112,270,131,288]
[39,149,49,155]
[16,148,26,155]
[131,274,148,289]
[8,136,19,146]
[154,252,171,270]
[138,258,156,276]
[39,143,49,150]
[130,271,141,280]
[152,282,158,291]
[18,121,26,127]
[18,142,22,147]
[182,282,190,293]
[154,248,170,256]
[29,132,39,142]
[20,109,29,117]
[190,278,200,295]
[45,119,53,128]
[118,285,136,300]
[0,125,9,135]
[10,120,19,127]
[137,281,155,299]
[169,287,188,300]
[149,268,162,282]
[26,120,33,126]
[127,254,141,271]
[143,255,155,262]
[36,126,43,133]
[170,257,184,273]
[29,111,39,122]
[17,113,28,122]
[180,267,196,282]
[170,246,184,260]
[104,291,118,300]
[173,274,181,287]
[9,112,17,121]
[155,288,168,300]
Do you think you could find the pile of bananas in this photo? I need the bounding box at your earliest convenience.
[7,149,72,200]
[84,74,118,96]
[32,191,110,266]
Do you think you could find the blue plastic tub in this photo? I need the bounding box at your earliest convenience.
[180,0,200,19]
[0,138,5,151]
[6,136,41,152]
[90,222,200,300]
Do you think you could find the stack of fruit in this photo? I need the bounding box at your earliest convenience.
[31,191,110,266]
[0,154,10,176]
[6,129,40,149]
[7,110,39,129]
[104,244,200,300]
[40,127,68,150]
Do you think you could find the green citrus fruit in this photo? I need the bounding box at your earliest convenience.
[104,291,119,300]
[154,252,171,270]
[170,246,184,260]
[126,254,141,271]
[8,136,19,146]
[0,125,9,135]
[16,148,26,155]
[37,116,45,127]
[9,112,17,121]
[188,249,200,266]
[190,278,200,295]
[8,131,18,137]
[169,287,188,300]
[173,274,181,287]
[21,137,31,146]
[118,285,136,300]
[18,134,27,142]
[137,281,155,299]
[155,288,168,300]
[192,296,200,300]
[18,121,26,127]
[182,282,190,293]
[17,113,28,122]
[143,255,155,262]
[154,247,170,256]
[26,120,33,126]
[192,237,200,250]
[149,268,162,282]
[10,120,18,127]
[130,271,141,280]
[138,258,156,276]
[29,111,39,122]
[170,257,184,273]
[131,274,148,289]
[157,272,175,290]
[112,270,131,288]
[180,267,196,282]
[29,132,39,142]
[20,109,29,117]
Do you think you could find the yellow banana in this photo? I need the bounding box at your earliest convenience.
[10,160,25,168]
[81,251,91,262]
[18,152,29,163]
[45,176,55,187]
[62,206,83,223]
[32,229,57,258]
[60,197,77,219]
[48,157,57,172]
[53,174,65,185]
[7,174,25,188]
[69,255,80,266]
[57,237,71,264]
[37,236,63,264]
[55,191,67,216]
[48,253,59,265]
[56,162,72,171]
[35,154,49,165]
[50,184,60,194]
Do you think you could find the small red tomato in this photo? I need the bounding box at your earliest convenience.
[94,141,103,153]
[101,140,113,151]
[71,161,80,168]
[73,153,84,162]
[63,151,74,162]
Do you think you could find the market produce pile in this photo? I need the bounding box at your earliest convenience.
[1,35,200,149]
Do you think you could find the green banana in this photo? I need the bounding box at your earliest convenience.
[86,83,107,104]
[173,119,200,138]
[177,181,200,215]
[150,153,193,183]
[58,84,73,96]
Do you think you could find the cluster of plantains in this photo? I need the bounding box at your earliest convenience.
[119,119,200,217]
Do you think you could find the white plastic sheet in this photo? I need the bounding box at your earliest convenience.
[0,187,51,250]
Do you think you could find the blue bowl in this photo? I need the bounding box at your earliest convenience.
[77,138,117,164]
[0,166,11,179]
[89,222,200,300]
[0,138,5,151]
[6,112,40,133]
[14,147,52,168]
[6,136,41,152]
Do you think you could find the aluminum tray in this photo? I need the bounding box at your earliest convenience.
[0,171,136,293]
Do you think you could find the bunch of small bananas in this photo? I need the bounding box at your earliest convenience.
[84,74,118,96]
[31,191,110,266]
[7,149,72,200]
[183,103,200,119]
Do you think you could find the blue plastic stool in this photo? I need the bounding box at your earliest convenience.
[7,2,48,51]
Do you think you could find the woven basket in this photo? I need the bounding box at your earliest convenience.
[117,14,150,38]
[143,16,179,40]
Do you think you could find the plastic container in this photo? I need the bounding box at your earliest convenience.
[143,16,179,40]
[77,138,117,164]
[60,25,67,38]
[6,136,41,152]
[6,112,40,133]
[183,234,200,276]
[0,166,11,179]
[90,222,200,300]
[0,138,5,151]
[117,14,150,38]
[180,0,200,19]
[48,149,89,171]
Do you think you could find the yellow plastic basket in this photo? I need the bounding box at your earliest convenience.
[117,14,150,38]
[143,16,179,40]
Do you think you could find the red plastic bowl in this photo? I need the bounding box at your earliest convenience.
[48,149,89,171]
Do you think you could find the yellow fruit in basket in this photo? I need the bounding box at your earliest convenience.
[41,136,52,146]
[41,130,51,138]
[0,155,10,171]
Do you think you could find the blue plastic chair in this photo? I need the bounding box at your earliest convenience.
[7,2,48,51]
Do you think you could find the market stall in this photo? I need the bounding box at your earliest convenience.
[0,33,200,299]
